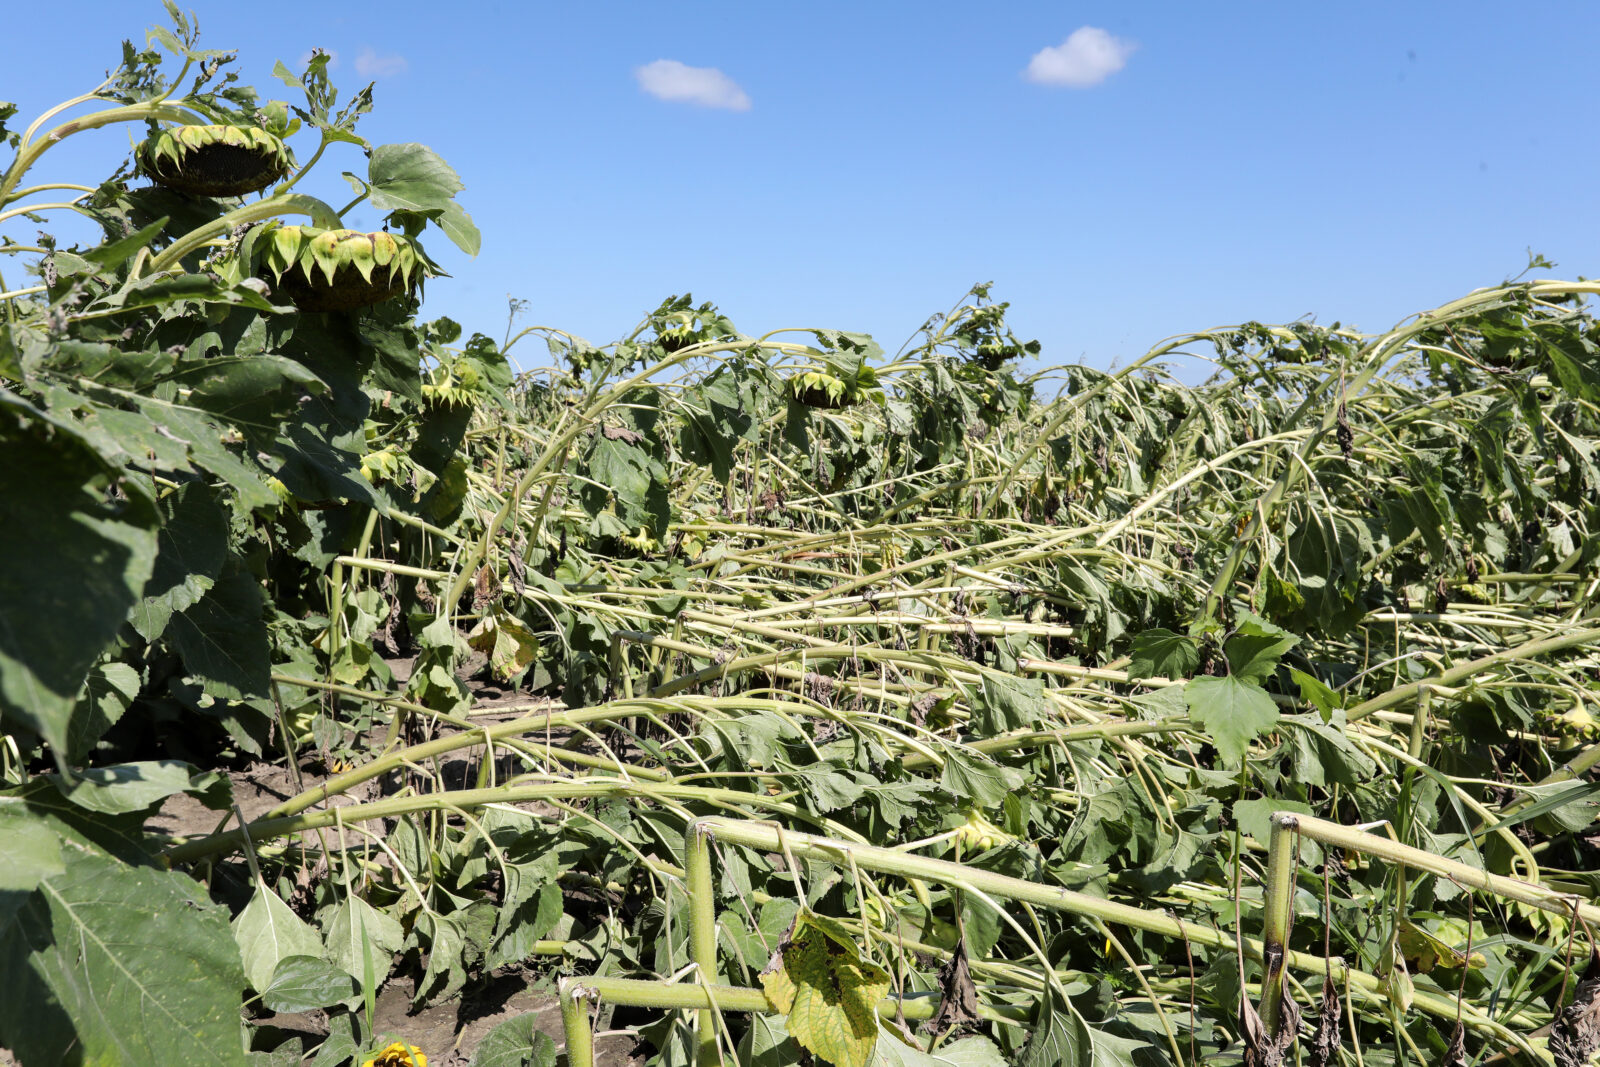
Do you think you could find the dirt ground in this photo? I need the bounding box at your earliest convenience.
[5,660,651,1066]
[252,971,640,1066]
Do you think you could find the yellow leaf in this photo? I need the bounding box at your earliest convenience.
[1397,918,1486,973]
[760,911,889,1067]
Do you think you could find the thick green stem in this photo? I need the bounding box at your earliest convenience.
[144,192,342,275]
[684,824,721,1066]
[1346,625,1600,722]
[1258,812,1298,1035]
[562,974,1030,1023]
[1282,813,1600,926]
[558,978,594,1067]
[0,101,205,208]
[688,817,1526,1036]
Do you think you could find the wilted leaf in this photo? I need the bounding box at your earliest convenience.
[467,610,541,683]
[923,938,982,1036]
[1307,980,1342,1067]
[1551,944,1600,1067]
[260,954,357,1012]
[761,910,891,1067]
[232,878,325,995]
[470,1015,558,1067]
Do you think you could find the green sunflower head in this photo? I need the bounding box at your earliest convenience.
[139,124,292,197]
[256,225,439,311]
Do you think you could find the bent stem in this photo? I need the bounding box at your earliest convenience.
[1279,812,1600,927]
[144,192,344,275]
[686,817,1530,1042]
[1200,280,1600,625]
[0,101,207,209]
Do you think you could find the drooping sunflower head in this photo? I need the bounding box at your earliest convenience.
[139,124,292,197]
[258,226,438,311]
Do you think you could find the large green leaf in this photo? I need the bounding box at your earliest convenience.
[1125,628,1199,682]
[65,660,141,762]
[872,1031,1007,1066]
[739,1013,801,1067]
[1020,987,1147,1067]
[0,810,63,925]
[1221,612,1299,684]
[168,560,272,700]
[0,390,159,760]
[60,386,279,511]
[939,749,1026,809]
[367,142,481,255]
[48,760,231,815]
[0,848,249,1066]
[178,354,328,443]
[1184,674,1279,768]
[232,879,325,995]
[470,1015,558,1067]
[325,894,405,989]
[260,954,357,1013]
[131,479,230,642]
[0,781,157,865]
[974,673,1047,734]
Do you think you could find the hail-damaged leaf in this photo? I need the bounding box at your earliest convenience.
[1396,918,1486,974]
[1307,981,1342,1067]
[466,609,541,683]
[1551,944,1600,1067]
[760,910,890,1067]
[922,937,982,1036]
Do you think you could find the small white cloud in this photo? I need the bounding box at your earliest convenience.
[634,59,751,111]
[354,47,408,79]
[1025,27,1135,88]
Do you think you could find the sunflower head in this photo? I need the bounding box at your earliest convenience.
[139,124,291,196]
[361,1042,426,1067]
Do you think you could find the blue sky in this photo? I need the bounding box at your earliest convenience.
[6,2,1599,372]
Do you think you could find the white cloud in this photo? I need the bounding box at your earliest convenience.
[1024,27,1135,88]
[354,47,408,79]
[634,59,751,111]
